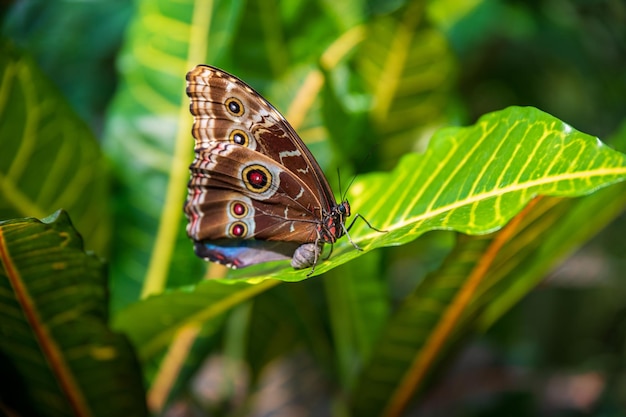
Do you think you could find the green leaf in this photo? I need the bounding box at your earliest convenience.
[325,251,389,389]
[0,210,147,417]
[246,281,335,380]
[349,233,493,417]
[476,120,626,330]
[114,279,279,363]
[102,0,246,311]
[0,41,110,255]
[114,107,626,398]
[355,0,457,167]
[360,106,624,234]
[216,106,626,281]
[346,122,626,417]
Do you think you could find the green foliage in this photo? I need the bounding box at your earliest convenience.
[0,211,146,417]
[1,0,626,416]
[0,42,110,256]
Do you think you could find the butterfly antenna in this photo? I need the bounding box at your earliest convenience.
[342,172,359,202]
[335,167,358,202]
[336,168,344,199]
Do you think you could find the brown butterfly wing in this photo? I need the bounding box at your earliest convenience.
[184,65,338,268]
[186,65,337,211]
[186,141,320,243]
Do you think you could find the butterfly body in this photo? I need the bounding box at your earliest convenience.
[184,65,351,271]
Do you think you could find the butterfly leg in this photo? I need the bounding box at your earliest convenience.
[323,242,334,260]
[342,213,388,251]
[341,222,363,251]
[346,213,387,234]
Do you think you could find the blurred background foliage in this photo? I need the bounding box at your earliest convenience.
[1,0,626,416]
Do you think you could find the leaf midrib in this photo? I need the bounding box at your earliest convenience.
[377,166,626,234]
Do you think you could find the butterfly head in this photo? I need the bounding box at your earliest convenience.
[338,200,351,218]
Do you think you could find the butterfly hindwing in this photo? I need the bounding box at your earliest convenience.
[186,143,319,243]
[194,239,300,269]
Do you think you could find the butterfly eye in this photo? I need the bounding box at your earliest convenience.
[229,222,247,238]
[230,201,248,218]
[229,129,249,147]
[225,97,244,116]
[242,165,272,193]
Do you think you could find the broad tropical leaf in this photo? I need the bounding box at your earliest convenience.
[114,107,626,392]
[347,122,626,417]
[217,106,626,280]
[0,42,110,255]
[0,211,147,417]
[102,0,246,311]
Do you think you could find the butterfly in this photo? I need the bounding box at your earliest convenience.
[184,65,376,274]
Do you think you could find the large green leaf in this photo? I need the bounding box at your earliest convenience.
[114,107,626,391]
[214,106,626,280]
[0,42,110,255]
[346,121,626,417]
[476,121,626,330]
[0,211,147,417]
[102,0,246,311]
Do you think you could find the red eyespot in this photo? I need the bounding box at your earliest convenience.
[242,164,272,193]
[248,170,265,186]
[230,222,246,237]
[232,202,246,217]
